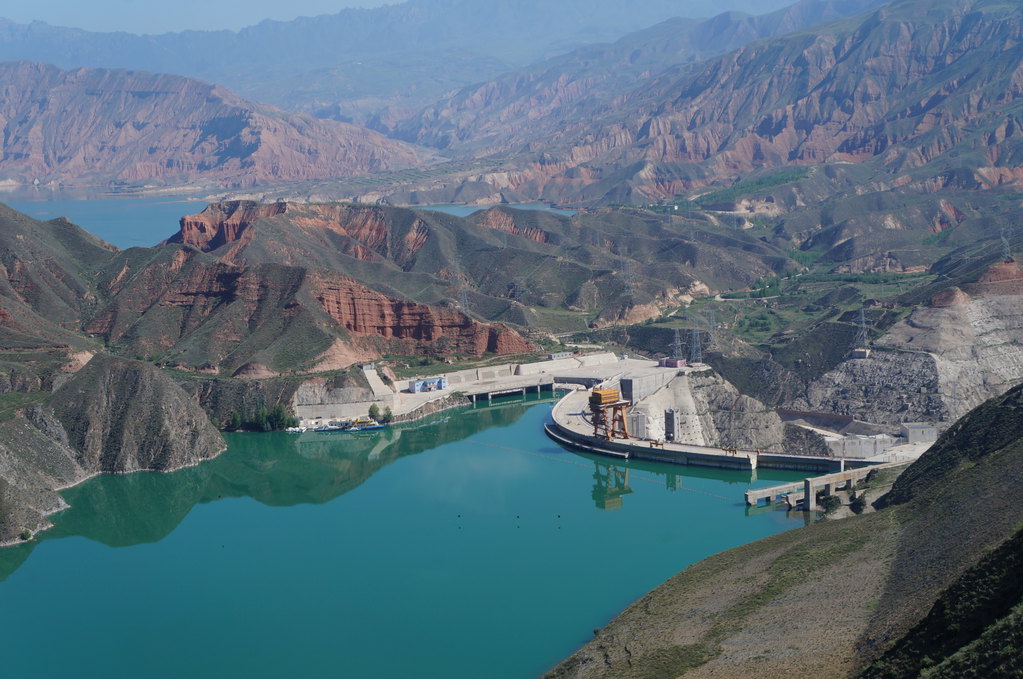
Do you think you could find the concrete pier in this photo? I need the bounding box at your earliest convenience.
[466,379,554,403]
[744,462,905,509]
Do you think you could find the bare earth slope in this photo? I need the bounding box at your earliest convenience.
[389,0,1023,206]
[0,62,428,189]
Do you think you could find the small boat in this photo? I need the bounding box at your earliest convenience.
[348,421,387,432]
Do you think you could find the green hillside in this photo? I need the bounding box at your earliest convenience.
[545,381,1023,678]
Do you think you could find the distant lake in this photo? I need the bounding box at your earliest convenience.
[4,193,205,249]
[0,397,805,679]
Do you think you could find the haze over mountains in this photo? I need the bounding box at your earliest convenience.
[0,0,794,122]
[391,0,1023,205]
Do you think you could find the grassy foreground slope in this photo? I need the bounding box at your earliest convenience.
[544,383,1023,678]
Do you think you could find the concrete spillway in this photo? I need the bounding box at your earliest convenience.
[546,387,845,474]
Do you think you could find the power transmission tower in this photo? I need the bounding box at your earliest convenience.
[671,327,684,360]
[689,327,702,365]
[1002,227,1014,262]
[854,308,870,348]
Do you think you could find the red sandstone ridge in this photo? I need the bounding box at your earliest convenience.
[85,239,532,373]
[0,62,429,189]
[312,272,531,357]
[964,260,1023,296]
[474,208,550,243]
[169,201,288,252]
[171,201,432,268]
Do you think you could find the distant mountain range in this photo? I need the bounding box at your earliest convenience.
[0,0,794,122]
[3,0,1023,227]
[388,0,886,145]
[0,61,427,189]
[392,0,1023,205]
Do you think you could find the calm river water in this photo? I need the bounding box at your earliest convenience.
[0,397,807,678]
[0,196,803,676]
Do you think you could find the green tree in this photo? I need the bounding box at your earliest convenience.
[368,403,381,422]
[268,403,295,430]
[382,407,393,424]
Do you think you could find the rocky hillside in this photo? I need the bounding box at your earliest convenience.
[381,0,1023,208]
[0,62,427,190]
[795,260,1023,424]
[0,0,793,123]
[545,380,1023,678]
[87,245,531,375]
[0,353,225,544]
[166,200,797,329]
[392,0,885,146]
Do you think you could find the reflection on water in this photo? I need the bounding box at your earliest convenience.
[0,394,553,580]
[0,394,810,679]
[591,462,633,510]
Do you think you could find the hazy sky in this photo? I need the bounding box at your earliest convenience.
[0,0,396,34]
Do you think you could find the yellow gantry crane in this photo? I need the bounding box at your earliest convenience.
[589,388,631,441]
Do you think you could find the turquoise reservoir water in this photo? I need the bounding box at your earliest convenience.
[5,194,205,249]
[0,397,806,678]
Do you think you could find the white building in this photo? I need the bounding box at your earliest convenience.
[824,433,896,459]
[900,422,938,444]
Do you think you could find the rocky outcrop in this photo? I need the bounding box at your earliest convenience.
[0,353,225,543]
[179,376,302,430]
[474,208,550,243]
[0,62,427,189]
[634,370,787,450]
[797,350,945,426]
[312,271,532,356]
[798,267,1023,425]
[294,373,376,409]
[28,354,225,473]
[86,241,533,373]
[170,201,433,269]
[170,201,288,252]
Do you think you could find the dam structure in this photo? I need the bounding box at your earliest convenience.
[545,362,862,474]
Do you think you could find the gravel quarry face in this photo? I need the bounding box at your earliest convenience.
[797,286,1023,428]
